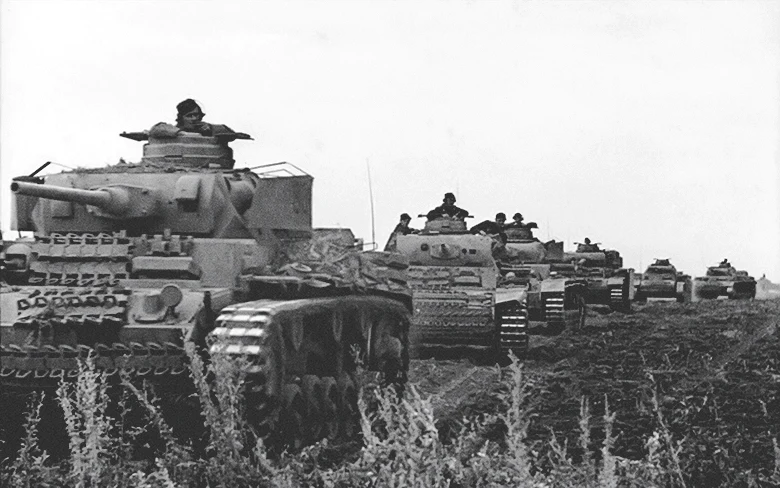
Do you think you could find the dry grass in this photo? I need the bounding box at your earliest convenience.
[3,349,775,487]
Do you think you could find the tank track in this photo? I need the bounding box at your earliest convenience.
[209,295,409,448]
[609,286,624,306]
[730,282,757,300]
[497,301,528,356]
[543,293,565,330]
[609,284,631,311]
[542,289,586,332]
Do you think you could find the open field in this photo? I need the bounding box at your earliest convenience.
[3,298,780,486]
[412,298,780,485]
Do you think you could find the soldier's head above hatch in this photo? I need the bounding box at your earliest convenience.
[495,213,506,225]
[584,237,591,244]
[513,213,523,223]
[443,192,456,205]
[176,98,206,132]
[400,213,412,224]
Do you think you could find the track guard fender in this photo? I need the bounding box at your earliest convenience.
[495,287,527,307]
[541,277,566,294]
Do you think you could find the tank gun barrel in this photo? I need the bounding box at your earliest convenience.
[11,181,131,215]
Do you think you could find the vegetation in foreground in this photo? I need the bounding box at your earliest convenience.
[1,342,779,488]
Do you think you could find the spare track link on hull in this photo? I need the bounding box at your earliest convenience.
[0,343,189,389]
[410,292,496,349]
[19,233,133,287]
[497,301,528,356]
[2,282,189,387]
[209,295,410,448]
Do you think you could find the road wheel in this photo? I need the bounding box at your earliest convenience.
[576,295,587,330]
[279,384,305,450]
[301,375,323,443]
[320,376,340,441]
[337,372,358,440]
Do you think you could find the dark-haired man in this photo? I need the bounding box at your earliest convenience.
[175,98,211,134]
[470,212,508,241]
[426,192,469,220]
[149,98,251,141]
[384,213,418,251]
[505,212,529,229]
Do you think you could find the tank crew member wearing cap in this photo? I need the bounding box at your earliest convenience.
[470,212,508,242]
[505,212,531,229]
[426,192,469,221]
[384,213,418,251]
[175,98,211,135]
[148,98,251,142]
[577,237,600,252]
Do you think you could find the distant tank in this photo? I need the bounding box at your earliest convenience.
[694,259,756,300]
[550,239,635,312]
[634,259,692,302]
[1,126,411,449]
[494,225,588,332]
[395,216,528,357]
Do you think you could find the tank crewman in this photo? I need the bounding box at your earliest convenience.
[384,213,418,251]
[148,99,251,142]
[426,192,469,221]
[719,258,731,267]
[577,237,601,252]
[470,212,508,242]
[505,212,529,229]
[175,98,211,134]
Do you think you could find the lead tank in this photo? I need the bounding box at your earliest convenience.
[1,127,411,449]
[395,216,528,357]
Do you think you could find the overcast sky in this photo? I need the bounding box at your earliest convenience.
[1,0,779,280]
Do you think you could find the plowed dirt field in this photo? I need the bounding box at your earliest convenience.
[410,299,780,485]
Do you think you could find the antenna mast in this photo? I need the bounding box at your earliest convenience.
[366,159,376,250]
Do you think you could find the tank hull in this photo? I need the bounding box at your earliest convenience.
[397,231,528,358]
[694,278,757,300]
[694,263,757,301]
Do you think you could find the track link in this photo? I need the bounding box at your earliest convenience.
[497,301,528,356]
[543,294,565,329]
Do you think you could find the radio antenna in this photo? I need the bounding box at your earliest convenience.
[366,159,376,250]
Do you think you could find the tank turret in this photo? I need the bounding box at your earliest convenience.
[11,163,310,238]
[500,226,562,264]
